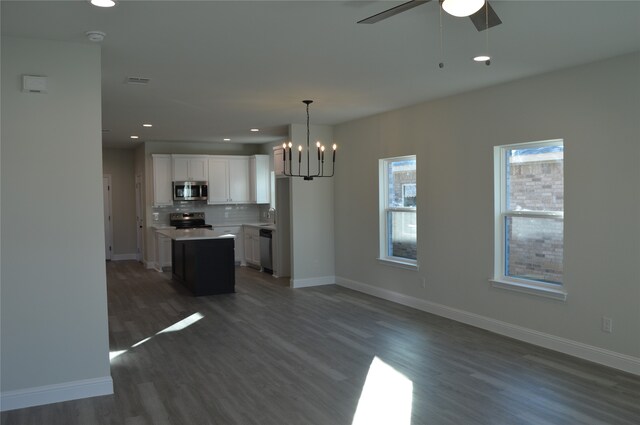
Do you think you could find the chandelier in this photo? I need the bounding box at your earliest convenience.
[282,100,336,180]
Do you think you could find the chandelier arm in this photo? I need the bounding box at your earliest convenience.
[327,160,335,177]
[282,147,289,176]
[306,102,311,178]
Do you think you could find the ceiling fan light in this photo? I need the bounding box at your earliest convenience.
[442,0,485,18]
[90,0,116,7]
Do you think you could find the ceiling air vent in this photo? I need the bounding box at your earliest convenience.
[125,76,151,85]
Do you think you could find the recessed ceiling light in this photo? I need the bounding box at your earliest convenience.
[89,0,116,8]
[473,55,491,62]
[223,138,231,141]
[130,135,139,139]
[142,123,152,127]
[250,128,259,132]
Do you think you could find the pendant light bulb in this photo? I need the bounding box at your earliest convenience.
[442,0,484,18]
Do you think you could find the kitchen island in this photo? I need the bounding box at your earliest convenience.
[156,229,235,296]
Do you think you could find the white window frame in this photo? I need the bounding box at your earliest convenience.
[491,140,567,301]
[378,155,418,270]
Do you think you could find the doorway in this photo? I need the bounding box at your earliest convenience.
[103,175,113,260]
[135,174,143,262]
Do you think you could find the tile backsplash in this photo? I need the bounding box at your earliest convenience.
[152,202,271,225]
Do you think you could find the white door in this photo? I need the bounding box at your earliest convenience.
[103,175,113,260]
[135,174,143,262]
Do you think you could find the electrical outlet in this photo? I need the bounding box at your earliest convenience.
[602,317,613,333]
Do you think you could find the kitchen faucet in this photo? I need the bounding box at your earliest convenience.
[268,208,276,224]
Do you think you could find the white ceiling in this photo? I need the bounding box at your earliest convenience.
[3,1,639,148]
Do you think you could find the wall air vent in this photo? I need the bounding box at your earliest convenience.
[125,76,151,85]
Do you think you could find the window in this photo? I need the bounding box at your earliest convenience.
[493,140,565,300]
[379,156,417,269]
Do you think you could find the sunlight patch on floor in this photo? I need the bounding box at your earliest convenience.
[352,356,413,425]
[109,312,204,362]
[109,350,127,361]
[157,312,204,334]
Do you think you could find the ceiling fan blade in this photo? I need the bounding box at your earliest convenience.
[469,1,502,31]
[357,0,431,24]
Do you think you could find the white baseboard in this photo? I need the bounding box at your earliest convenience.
[1,376,113,412]
[292,275,336,288]
[111,253,138,261]
[336,276,640,376]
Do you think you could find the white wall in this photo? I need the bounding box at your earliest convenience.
[102,148,137,257]
[1,38,112,409]
[289,124,335,287]
[334,52,640,372]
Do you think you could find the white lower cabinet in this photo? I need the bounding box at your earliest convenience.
[211,226,243,264]
[154,230,172,272]
[243,226,261,266]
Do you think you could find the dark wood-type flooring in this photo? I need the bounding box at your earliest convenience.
[3,260,640,424]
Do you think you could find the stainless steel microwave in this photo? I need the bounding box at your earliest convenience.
[173,181,208,201]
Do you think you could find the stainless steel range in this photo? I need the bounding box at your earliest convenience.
[169,212,213,229]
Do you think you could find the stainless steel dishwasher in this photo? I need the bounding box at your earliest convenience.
[259,228,273,273]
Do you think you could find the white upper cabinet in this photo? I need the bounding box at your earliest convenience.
[250,154,271,204]
[229,157,250,203]
[152,153,266,205]
[273,145,285,176]
[172,155,208,181]
[208,156,250,204]
[152,154,173,207]
[207,157,230,203]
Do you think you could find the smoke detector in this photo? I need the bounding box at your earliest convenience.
[86,31,106,42]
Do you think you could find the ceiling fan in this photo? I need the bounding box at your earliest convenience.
[357,0,502,31]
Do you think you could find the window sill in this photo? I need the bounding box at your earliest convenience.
[377,258,419,271]
[490,278,567,301]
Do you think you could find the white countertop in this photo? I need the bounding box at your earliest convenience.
[152,222,276,233]
[156,228,236,241]
[242,223,276,231]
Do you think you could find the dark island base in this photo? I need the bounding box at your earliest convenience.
[171,238,235,296]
